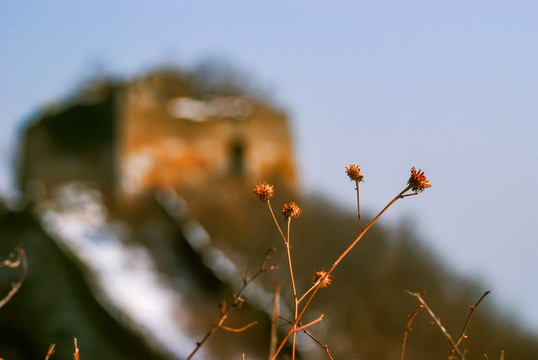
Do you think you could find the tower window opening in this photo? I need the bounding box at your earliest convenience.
[229,138,245,178]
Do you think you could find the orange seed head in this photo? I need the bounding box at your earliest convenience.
[253,182,275,201]
[408,167,431,192]
[345,164,364,182]
[282,202,303,219]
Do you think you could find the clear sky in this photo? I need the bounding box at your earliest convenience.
[1,1,537,330]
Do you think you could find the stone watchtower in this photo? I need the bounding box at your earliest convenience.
[17,68,297,202]
[118,70,297,197]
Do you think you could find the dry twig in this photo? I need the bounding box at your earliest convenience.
[0,248,27,309]
[454,290,491,349]
[186,248,277,359]
[269,166,431,359]
[345,164,364,232]
[272,185,414,359]
[73,337,80,360]
[268,278,280,360]
[400,301,424,360]
[280,315,334,359]
[260,191,303,359]
[405,290,465,359]
[45,344,56,360]
[284,215,299,359]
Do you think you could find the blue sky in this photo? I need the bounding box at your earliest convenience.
[1,1,538,330]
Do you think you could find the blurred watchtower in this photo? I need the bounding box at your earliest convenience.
[17,66,297,206]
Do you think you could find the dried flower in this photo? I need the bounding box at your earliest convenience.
[345,164,364,182]
[282,202,303,219]
[253,182,275,201]
[312,270,332,288]
[407,167,431,192]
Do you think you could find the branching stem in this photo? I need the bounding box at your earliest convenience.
[405,290,465,359]
[0,248,27,309]
[455,291,491,348]
[271,186,412,359]
[294,314,324,332]
[280,316,334,359]
[187,249,276,360]
[400,302,423,360]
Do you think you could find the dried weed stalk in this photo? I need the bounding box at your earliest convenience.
[268,278,280,359]
[404,290,490,360]
[45,344,55,360]
[73,337,80,360]
[400,300,424,360]
[197,164,491,358]
[256,166,432,359]
[186,248,277,360]
[44,337,79,360]
[0,247,27,309]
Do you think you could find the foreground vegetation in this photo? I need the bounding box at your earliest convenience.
[1,164,537,359]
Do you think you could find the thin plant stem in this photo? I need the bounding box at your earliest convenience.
[401,302,423,360]
[187,250,276,360]
[285,217,298,299]
[271,186,412,359]
[73,337,80,360]
[455,290,491,348]
[284,216,299,359]
[220,321,258,332]
[294,314,324,332]
[280,315,334,360]
[0,248,27,309]
[355,179,364,232]
[331,186,410,269]
[405,290,465,360]
[45,344,56,360]
[268,278,280,360]
[298,282,320,304]
[267,200,287,243]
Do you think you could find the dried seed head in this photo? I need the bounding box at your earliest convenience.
[345,164,364,182]
[253,182,275,201]
[408,167,431,192]
[282,202,303,219]
[312,270,332,288]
